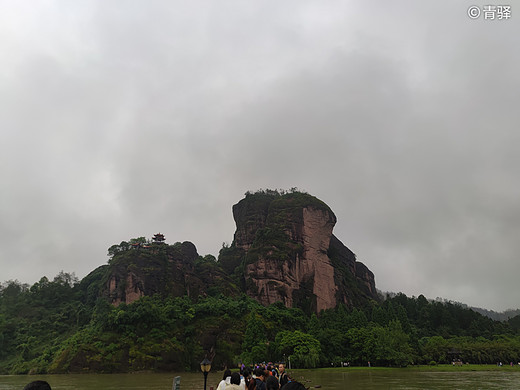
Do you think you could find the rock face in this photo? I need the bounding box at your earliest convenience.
[219,191,378,313]
[106,241,238,306]
[102,190,378,314]
[108,272,144,306]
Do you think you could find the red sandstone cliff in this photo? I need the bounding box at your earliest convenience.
[104,191,378,313]
[220,190,378,313]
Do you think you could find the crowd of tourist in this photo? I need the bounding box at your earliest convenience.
[216,363,306,390]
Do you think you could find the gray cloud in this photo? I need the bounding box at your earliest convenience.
[1,1,518,311]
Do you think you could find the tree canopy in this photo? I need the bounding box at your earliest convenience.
[1,272,520,374]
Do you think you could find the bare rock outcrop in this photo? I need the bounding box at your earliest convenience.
[108,272,144,306]
[106,241,238,305]
[220,190,378,313]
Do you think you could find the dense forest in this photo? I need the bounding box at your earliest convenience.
[2,269,520,374]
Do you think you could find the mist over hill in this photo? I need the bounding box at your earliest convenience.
[381,290,520,321]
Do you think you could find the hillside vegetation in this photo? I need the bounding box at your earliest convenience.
[1,269,520,374]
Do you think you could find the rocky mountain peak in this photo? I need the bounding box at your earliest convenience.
[219,190,378,313]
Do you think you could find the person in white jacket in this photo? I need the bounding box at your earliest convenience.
[216,370,232,390]
[226,373,242,390]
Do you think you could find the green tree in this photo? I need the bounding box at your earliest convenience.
[275,330,321,368]
[373,320,412,366]
[241,310,268,364]
[420,335,448,363]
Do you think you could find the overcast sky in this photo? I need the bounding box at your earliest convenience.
[1,1,518,311]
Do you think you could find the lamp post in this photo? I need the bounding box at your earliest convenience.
[200,358,212,390]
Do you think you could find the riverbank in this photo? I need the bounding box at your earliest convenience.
[291,364,520,373]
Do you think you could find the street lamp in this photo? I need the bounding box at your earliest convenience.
[200,358,212,390]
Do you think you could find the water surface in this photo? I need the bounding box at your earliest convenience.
[295,368,520,390]
[3,368,520,390]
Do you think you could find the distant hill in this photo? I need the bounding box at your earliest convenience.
[381,290,520,321]
[469,307,520,322]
